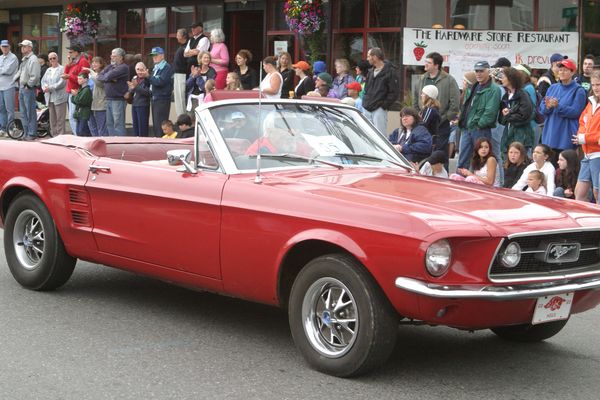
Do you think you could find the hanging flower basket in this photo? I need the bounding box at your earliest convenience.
[60,2,102,46]
[283,0,325,36]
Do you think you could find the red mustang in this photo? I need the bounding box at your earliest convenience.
[1,98,600,377]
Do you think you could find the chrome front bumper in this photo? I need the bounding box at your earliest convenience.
[395,275,600,300]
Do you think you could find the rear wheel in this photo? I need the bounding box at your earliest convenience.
[288,254,398,377]
[7,119,24,140]
[491,319,569,342]
[4,193,76,291]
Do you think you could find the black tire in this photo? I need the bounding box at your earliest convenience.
[491,319,569,343]
[288,254,398,377]
[4,193,76,291]
[7,119,24,140]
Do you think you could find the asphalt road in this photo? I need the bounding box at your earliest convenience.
[0,229,599,400]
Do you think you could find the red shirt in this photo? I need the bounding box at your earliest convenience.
[64,55,90,93]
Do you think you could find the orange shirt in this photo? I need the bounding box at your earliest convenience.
[578,97,600,156]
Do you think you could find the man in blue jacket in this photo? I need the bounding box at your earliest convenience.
[139,47,174,137]
[539,58,587,166]
[98,48,129,136]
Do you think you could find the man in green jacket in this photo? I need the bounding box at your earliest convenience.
[457,60,501,169]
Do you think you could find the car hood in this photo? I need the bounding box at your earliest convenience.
[273,169,600,239]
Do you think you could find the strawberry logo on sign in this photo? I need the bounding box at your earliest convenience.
[544,296,565,311]
[413,42,428,61]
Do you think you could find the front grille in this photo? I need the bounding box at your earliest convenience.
[489,230,600,280]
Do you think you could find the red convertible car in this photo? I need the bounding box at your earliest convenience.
[1,98,600,377]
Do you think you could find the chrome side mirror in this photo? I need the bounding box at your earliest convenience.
[167,149,197,174]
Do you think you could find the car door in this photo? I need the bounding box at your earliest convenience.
[85,158,226,279]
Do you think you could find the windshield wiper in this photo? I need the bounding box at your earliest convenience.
[249,153,344,169]
[334,153,413,172]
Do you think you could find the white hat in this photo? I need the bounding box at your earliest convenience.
[231,111,245,120]
[18,39,33,47]
[422,85,438,100]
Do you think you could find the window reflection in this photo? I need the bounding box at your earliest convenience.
[450,0,490,30]
[339,0,363,29]
[42,13,59,36]
[126,9,142,34]
[369,0,401,27]
[171,6,194,33]
[98,10,117,37]
[538,0,578,32]
[495,0,533,31]
[367,32,401,67]
[23,14,42,37]
[333,34,363,66]
[145,8,167,35]
[406,0,446,29]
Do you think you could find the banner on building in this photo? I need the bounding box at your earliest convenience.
[403,27,579,85]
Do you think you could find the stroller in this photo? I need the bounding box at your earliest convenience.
[7,101,52,140]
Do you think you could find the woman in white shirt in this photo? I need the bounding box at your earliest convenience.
[512,144,556,196]
[40,52,68,136]
[260,56,282,99]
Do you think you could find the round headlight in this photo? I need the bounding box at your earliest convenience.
[500,242,521,268]
[425,239,452,277]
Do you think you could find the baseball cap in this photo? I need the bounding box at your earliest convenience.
[514,64,531,76]
[421,84,439,99]
[292,61,311,71]
[316,72,333,87]
[492,57,511,68]
[313,61,326,74]
[427,150,447,166]
[231,111,245,120]
[0,40,9,47]
[18,39,33,47]
[346,81,362,91]
[558,58,577,72]
[550,53,567,64]
[149,47,165,56]
[473,61,490,71]
[67,44,83,52]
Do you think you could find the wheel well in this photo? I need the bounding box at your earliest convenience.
[1,186,34,223]
[277,240,355,310]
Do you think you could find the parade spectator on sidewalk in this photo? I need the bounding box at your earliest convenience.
[419,85,441,144]
[184,22,210,73]
[234,50,258,90]
[498,67,535,156]
[146,47,173,137]
[62,44,89,134]
[210,29,230,90]
[503,142,529,189]
[97,47,129,136]
[40,52,67,136]
[512,144,556,196]
[332,58,355,100]
[414,52,460,157]
[70,72,92,136]
[451,137,500,186]
[457,60,501,169]
[573,70,600,203]
[225,72,242,90]
[260,56,283,99]
[36,54,49,103]
[173,28,189,117]
[127,62,151,137]
[278,52,295,99]
[537,53,564,97]
[354,60,369,97]
[388,107,432,163]
[0,40,18,137]
[292,61,314,99]
[554,149,579,198]
[15,40,40,141]
[186,51,216,110]
[575,54,595,92]
[362,47,399,134]
[85,56,107,136]
[539,58,587,166]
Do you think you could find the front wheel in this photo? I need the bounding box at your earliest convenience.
[288,254,398,377]
[491,319,569,342]
[4,193,76,290]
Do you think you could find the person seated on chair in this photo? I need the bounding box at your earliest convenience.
[176,114,194,138]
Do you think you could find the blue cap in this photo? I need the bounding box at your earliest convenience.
[0,40,9,47]
[149,47,164,55]
[313,60,326,74]
[550,53,566,64]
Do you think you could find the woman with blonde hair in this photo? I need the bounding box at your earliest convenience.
[209,28,230,89]
[186,51,216,111]
[277,51,295,98]
[332,58,355,99]
[225,72,242,91]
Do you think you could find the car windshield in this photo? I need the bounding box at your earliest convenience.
[208,103,411,171]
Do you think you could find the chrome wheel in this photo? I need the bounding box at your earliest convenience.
[13,209,45,270]
[302,277,358,357]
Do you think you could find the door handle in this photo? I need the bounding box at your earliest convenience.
[89,165,111,173]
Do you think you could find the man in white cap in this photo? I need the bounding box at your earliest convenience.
[0,40,18,136]
[14,39,40,140]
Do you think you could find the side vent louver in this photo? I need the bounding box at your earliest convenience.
[71,210,90,225]
[68,188,91,227]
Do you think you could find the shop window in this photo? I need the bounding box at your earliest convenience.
[333,33,364,67]
[271,0,288,31]
[125,9,143,34]
[369,0,402,28]
[23,14,42,37]
[339,0,364,29]
[583,0,600,35]
[494,0,533,31]
[582,36,600,60]
[450,0,490,30]
[538,0,577,32]
[96,38,119,62]
[98,10,117,37]
[198,3,224,33]
[406,0,446,29]
[121,38,142,57]
[171,6,195,31]
[22,12,60,56]
[42,13,60,36]
[145,8,167,35]
[268,35,295,60]
[367,32,401,67]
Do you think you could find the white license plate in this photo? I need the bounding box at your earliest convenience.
[532,292,573,325]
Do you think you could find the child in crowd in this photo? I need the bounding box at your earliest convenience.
[503,142,529,188]
[70,72,93,137]
[161,120,178,139]
[419,85,441,149]
[554,149,579,198]
[225,72,242,91]
[450,137,500,186]
[526,170,546,195]
[176,114,195,139]
[512,144,556,196]
[419,150,448,178]
[343,81,363,112]
[203,79,217,103]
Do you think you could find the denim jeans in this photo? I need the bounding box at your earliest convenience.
[106,99,126,136]
[364,107,388,135]
[0,87,16,131]
[457,128,492,169]
[68,94,77,134]
[76,117,91,136]
[89,110,107,136]
[19,87,37,138]
[132,105,150,137]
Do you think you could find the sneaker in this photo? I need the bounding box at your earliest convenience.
[0,130,6,137]
[23,135,37,141]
